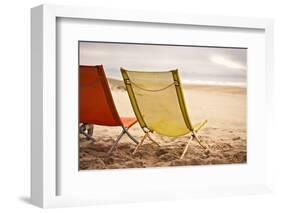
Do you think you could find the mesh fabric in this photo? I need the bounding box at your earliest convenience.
[123,70,193,137]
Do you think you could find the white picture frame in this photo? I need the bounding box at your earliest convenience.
[31,4,274,208]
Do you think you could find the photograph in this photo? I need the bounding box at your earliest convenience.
[79,41,247,170]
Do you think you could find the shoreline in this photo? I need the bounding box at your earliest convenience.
[183,82,246,88]
[181,80,246,88]
[107,77,247,89]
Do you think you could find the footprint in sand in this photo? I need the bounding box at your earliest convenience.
[159,153,178,161]
[156,148,169,156]
[80,161,91,170]
[232,151,247,163]
[232,136,241,141]
[89,158,106,169]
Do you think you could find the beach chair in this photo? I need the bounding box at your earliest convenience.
[121,67,209,159]
[80,65,139,155]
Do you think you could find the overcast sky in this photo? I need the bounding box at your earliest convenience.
[79,42,247,85]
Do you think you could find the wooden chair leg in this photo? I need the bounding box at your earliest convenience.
[132,133,148,155]
[106,130,126,156]
[180,135,193,159]
[193,131,209,149]
[147,133,161,147]
[193,131,210,155]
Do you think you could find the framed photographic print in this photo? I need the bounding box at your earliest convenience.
[31,4,274,208]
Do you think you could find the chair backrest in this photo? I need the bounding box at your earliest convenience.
[121,68,193,137]
[79,65,122,126]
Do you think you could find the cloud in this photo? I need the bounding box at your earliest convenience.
[79,42,247,84]
[210,55,246,70]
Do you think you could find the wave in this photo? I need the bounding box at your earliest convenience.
[182,80,246,88]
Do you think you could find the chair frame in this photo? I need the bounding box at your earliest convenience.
[80,123,140,156]
[79,123,95,142]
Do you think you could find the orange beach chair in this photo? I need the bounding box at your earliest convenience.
[79,65,139,155]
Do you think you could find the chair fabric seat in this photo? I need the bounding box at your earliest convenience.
[120,117,138,128]
[121,68,208,137]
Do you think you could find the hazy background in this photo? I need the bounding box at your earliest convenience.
[79,42,247,86]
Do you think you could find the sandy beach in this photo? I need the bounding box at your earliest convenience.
[80,80,247,170]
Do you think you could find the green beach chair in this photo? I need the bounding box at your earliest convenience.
[121,67,209,159]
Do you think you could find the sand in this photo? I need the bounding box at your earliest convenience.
[80,82,247,170]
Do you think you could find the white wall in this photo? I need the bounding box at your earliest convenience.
[0,0,280,212]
